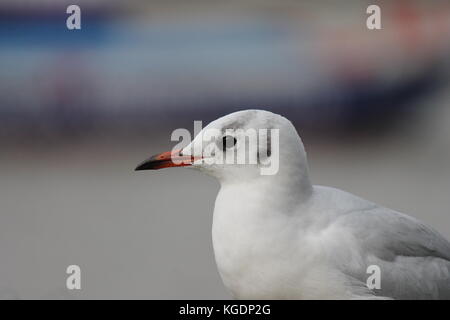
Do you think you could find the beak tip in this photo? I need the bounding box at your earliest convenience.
[134,161,152,171]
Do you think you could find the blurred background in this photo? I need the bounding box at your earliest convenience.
[0,0,449,299]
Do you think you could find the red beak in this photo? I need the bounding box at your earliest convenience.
[135,150,199,170]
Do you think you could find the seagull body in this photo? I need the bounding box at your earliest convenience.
[136,109,450,299]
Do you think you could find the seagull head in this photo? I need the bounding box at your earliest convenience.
[135,110,312,188]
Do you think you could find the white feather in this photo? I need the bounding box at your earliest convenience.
[183,109,450,299]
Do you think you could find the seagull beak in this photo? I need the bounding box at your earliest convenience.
[135,149,199,171]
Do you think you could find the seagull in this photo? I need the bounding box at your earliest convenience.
[135,109,450,299]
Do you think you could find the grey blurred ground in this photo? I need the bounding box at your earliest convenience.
[1,90,450,299]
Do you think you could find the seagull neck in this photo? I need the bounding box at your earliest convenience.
[220,168,313,215]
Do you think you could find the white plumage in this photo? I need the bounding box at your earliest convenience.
[141,109,450,299]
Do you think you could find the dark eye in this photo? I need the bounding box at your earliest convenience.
[222,135,237,151]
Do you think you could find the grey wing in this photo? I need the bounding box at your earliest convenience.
[339,206,450,299]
